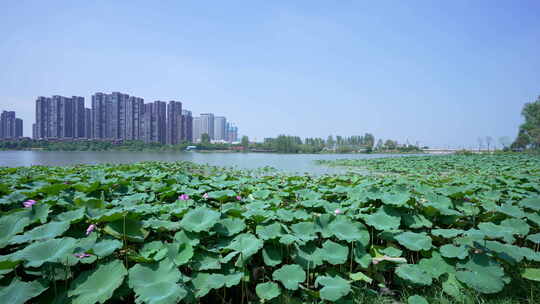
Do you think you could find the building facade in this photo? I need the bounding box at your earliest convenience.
[166,101,182,145]
[181,110,193,142]
[192,117,201,142]
[199,113,215,140]
[0,111,18,139]
[213,116,227,141]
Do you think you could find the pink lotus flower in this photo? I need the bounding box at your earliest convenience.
[179,194,190,201]
[236,196,242,201]
[203,193,209,199]
[86,224,96,235]
[74,253,92,258]
[22,200,36,208]
[334,209,342,215]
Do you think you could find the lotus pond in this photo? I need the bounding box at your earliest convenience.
[0,154,539,303]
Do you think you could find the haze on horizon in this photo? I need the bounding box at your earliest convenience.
[1,1,539,148]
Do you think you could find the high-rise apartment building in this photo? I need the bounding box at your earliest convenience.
[227,124,238,142]
[73,96,85,138]
[141,103,153,143]
[125,96,144,140]
[84,108,92,139]
[213,116,227,141]
[91,93,107,139]
[34,95,83,139]
[181,110,193,142]
[166,101,182,145]
[153,101,167,144]
[15,118,23,138]
[0,111,19,139]
[200,113,215,140]
[192,117,202,142]
[107,92,130,139]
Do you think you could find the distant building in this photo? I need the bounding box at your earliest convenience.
[0,111,19,139]
[227,124,238,142]
[181,110,193,142]
[15,118,23,138]
[153,101,167,144]
[125,96,144,140]
[91,93,107,139]
[200,113,215,140]
[34,95,83,139]
[141,103,154,143]
[192,117,202,142]
[214,116,227,141]
[84,108,92,139]
[73,96,85,138]
[166,101,182,145]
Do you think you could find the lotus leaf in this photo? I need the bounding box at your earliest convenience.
[263,244,283,267]
[256,222,284,240]
[167,242,194,266]
[364,206,401,231]
[0,278,47,304]
[395,264,432,286]
[227,233,263,259]
[215,218,246,237]
[68,259,127,304]
[179,207,220,232]
[519,195,540,211]
[328,218,370,244]
[128,259,187,304]
[440,244,469,260]
[256,282,281,300]
[522,268,540,282]
[408,295,429,304]
[272,264,306,290]
[320,240,348,265]
[15,237,78,267]
[191,273,227,297]
[418,252,455,279]
[103,218,149,243]
[140,241,168,261]
[395,232,432,251]
[431,229,463,238]
[9,221,70,244]
[315,275,351,301]
[92,239,123,257]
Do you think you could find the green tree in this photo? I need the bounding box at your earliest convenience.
[241,136,249,150]
[513,96,540,149]
[201,133,210,144]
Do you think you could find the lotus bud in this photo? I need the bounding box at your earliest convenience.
[236,195,242,201]
[86,224,96,235]
[334,208,342,215]
[203,193,209,199]
[22,200,36,208]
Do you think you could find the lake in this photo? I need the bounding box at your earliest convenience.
[0,151,426,174]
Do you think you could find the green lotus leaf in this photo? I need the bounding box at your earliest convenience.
[408,295,428,304]
[456,254,505,294]
[442,273,463,298]
[522,268,540,282]
[456,270,504,294]
[92,239,123,258]
[140,241,168,261]
[55,208,86,223]
[142,219,182,231]
[173,230,200,247]
[208,190,236,200]
[68,259,127,304]
[320,240,348,265]
[418,252,455,279]
[478,222,514,243]
[291,221,317,242]
[191,272,226,298]
[527,212,540,227]
[381,192,410,207]
[350,271,373,284]
[256,223,284,240]
[425,193,453,209]
[395,264,432,286]
[179,207,221,232]
[315,275,351,301]
[431,229,463,238]
[263,244,283,267]
[128,259,187,304]
[252,189,272,200]
[402,213,432,229]
[395,232,432,251]
[485,241,525,264]
[15,237,77,267]
[293,243,324,269]
[223,272,243,288]
[227,233,263,259]
[256,282,281,300]
[167,242,194,266]
[215,218,246,237]
[0,213,31,248]
[10,221,70,245]
[328,218,370,244]
[0,190,27,205]
[500,218,530,236]
[364,206,401,231]
[519,195,540,211]
[381,246,402,257]
[0,278,47,304]
[353,243,371,268]
[496,203,526,218]
[192,252,221,271]
[440,244,469,260]
[527,233,540,244]
[272,264,306,290]
[103,218,149,243]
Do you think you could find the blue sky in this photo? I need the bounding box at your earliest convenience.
[1,1,539,148]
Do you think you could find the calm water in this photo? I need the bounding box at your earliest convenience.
[0,151,425,174]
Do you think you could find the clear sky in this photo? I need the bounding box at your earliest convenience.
[1,1,539,148]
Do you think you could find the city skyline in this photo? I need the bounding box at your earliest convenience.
[30,91,239,144]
